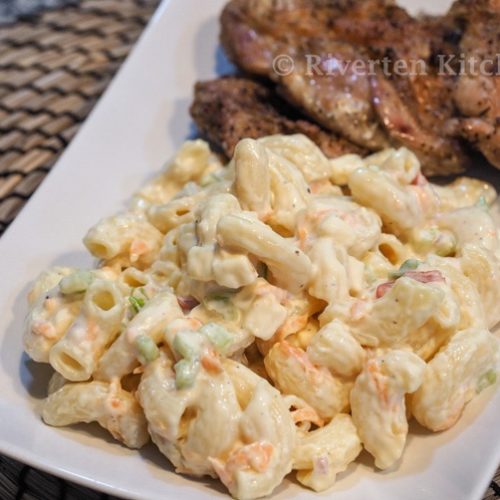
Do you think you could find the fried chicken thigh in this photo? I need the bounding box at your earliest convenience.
[219,0,472,175]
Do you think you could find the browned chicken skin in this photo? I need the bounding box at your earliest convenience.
[444,0,500,168]
[278,39,390,150]
[222,0,432,62]
[370,73,468,176]
[219,0,472,175]
[190,77,366,160]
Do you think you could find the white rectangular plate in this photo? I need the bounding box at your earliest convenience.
[0,0,498,499]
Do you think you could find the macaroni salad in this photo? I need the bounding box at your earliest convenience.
[24,135,500,499]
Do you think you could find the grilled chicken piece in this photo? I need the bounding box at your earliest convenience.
[370,74,467,176]
[220,0,470,174]
[221,0,432,64]
[445,0,500,168]
[190,77,366,160]
[220,0,390,149]
[279,39,390,150]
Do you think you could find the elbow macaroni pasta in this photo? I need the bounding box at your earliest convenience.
[23,136,500,499]
[49,279,125,381]
[350,350,426,469]
[84,213,163,268]
[43,380,149,449]
[411,328,500,431]
[293,413,362,491]
[94,289,183,381]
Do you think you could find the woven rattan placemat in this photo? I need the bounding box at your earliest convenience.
[0,0,498,499]
[0,0,159,237]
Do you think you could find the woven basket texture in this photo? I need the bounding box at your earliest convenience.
[0,0,158,237]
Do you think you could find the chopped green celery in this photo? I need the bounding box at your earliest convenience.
[59,271,94,295]
[175,359,200,389]
[173,330,204,360]
[476,369,497,393]
[400,259,420,272]
[200,322,232,354]
[129,287,150,315]
[135,335,159,364]
[389,259,421,279]
[129,295,145,314]
[203,291,240,322]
